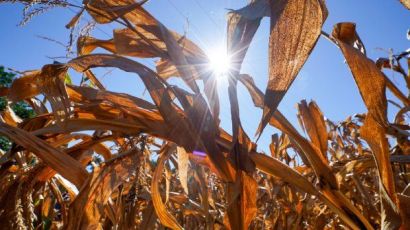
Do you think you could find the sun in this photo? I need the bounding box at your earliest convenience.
[207,46,232,77]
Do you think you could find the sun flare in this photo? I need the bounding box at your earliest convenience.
[207,46,232,77]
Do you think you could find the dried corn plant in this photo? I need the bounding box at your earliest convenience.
[0,0,409,229]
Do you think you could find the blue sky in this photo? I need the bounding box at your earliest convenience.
[0,0,409,154]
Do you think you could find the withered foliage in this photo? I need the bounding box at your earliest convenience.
[0,0,409,229]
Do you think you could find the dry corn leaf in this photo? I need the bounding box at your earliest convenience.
[34,136,114,184]
[8,64,71,123]
[258,0,328,137]
[1,106,22,127]
[0,122,87,188]
[151,144,183,230]
[84,0,142,24]
[332,22,402,229]
[84,1,202,92]
[68,54,233,181]
[297,100,328,159]
[219,71,256,227]
[400,0,410,9]
[2,1,410,229]
[77,36,116,55]
[172,85,235,181]
[239,73,337,188]
[114,28,166,58]
[49,179,68,224]
[239,74,264,108]
[224,171,257,230]
[67,85,157,111]
[7,70,41,102]
[66,149,139,229]
[249,152,318,196]
[331,22,395,195]
[157,23,200,93]
[375,58,410,107]
[83,0,218,119]
[226,1,262,164]
[227,0,268,73]
[239,73,369,229]
[139,201,157,229]
[397,193,410,228]
[332,23,387,126]
[177,146,189,195]
[361,116,401,228]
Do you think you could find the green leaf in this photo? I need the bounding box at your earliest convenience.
[65,73,72,85]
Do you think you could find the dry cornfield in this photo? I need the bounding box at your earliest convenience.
[0,0,409,229]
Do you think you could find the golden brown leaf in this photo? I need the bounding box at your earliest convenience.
[227,0,268,73]
[177,146,189,195]
[224,171,257,230]
[332,22,401,229]
[297,100,328,159]
[0,122,87,188]
[332,23,387,126]
[84,0,142,24]
[151,144,183,230]
[1,106,22,127]
[258,0,328,137]
[68,54,234,181]
[8,64,71,123]
[400,0,410,9]
[66,149,140,229]
[249,152,319,196]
